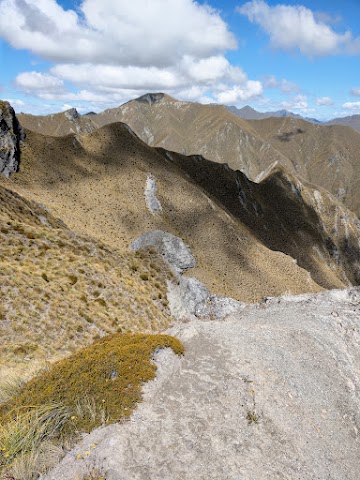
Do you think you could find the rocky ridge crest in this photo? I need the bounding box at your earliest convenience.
[0,100,25,177]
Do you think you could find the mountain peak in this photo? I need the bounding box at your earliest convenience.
[64,107,80,120]
[134,92,175,105]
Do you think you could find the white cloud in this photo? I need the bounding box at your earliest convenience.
[237,0,356,57]
[15,71,65,93]
[343,101,360,111]
[0,0,236,66]
[263,75,299,93]
[2,0,266,109]
[281,94,309,111]
[350,88,360,96]
[315,97,334,106]
[215,81,263,104]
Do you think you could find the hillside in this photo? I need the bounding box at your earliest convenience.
[4,122,326,304]
[227,104,320,123]
[18,95,360,218]
[245,116,360,215]
[325,114,360,132]
[18,95,292,180]
[18,108,97,137]
[6,117,360,300]
[0,181,175,383]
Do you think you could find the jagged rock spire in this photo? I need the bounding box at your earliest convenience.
[0,100,25,177]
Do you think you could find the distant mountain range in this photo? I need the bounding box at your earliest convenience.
[17,93,360,218]
[226,104,322,124]
[227,105,360,132]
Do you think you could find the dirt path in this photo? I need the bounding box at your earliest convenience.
[44,288,360,480]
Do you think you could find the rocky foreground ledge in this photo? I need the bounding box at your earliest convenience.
[44,287,360,480]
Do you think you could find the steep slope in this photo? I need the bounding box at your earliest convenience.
[0,182,174,381]
[18,108,97,137]
[248,116,360,215]
[165,152,360,289]
[7,118,360,300]
[325,114,360,132]
[94,95,360,216]
[5,122,326,304]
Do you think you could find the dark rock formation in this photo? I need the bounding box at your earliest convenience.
[0,101,25,177]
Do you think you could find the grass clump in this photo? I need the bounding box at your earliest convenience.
[5,333,184,432]
[0,333,184,474]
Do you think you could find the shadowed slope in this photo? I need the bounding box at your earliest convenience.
[5,123,324,303]
[164,153,360,289]
[18,96,360,217]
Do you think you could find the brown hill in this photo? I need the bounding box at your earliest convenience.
[5,122,329,305]
[18,107,97,137]
[325,114,360,132]
[89,95,360,217]
[7,120,360,304]
[248,116,360,215]
[18,95,292,180]
[18,95,360,218]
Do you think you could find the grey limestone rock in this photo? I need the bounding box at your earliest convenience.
[135,93,165,105]
[144,174,162,215]
[0,101,25,177]
[167,276,243,321]
[131,230,196,273]
[64,108,79,121]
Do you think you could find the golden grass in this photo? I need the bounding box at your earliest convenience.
[0,185,175,381]
[0,333,184,478]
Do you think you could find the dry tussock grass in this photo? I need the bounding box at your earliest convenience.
[0,184,174,382]
[0,333,184,479]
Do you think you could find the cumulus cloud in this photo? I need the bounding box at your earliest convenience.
[237,0,357,57]
[315,97,334,106]
[2,0,266,108]
[215,81,263,104]
[281,94,309,111]
[0,0,236,66]
[263,75,299,93]
[343,101,360,111]
[350,88,360,96]
[15,72,65,93]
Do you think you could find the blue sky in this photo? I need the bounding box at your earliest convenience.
[0,0,360,119]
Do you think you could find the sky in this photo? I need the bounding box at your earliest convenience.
[0,0,360,119]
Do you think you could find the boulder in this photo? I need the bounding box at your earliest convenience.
[131,230,196,273]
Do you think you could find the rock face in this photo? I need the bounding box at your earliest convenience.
[0,101,24,177]
[44,287,360,480]
[131,230,196,274]
[167,276,243,321]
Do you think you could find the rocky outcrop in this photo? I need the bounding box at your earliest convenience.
[131,230,196,274]
[131,230,242,320]
[0,101,24,177]
[135,92,166,105]
[167,276,243,321]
